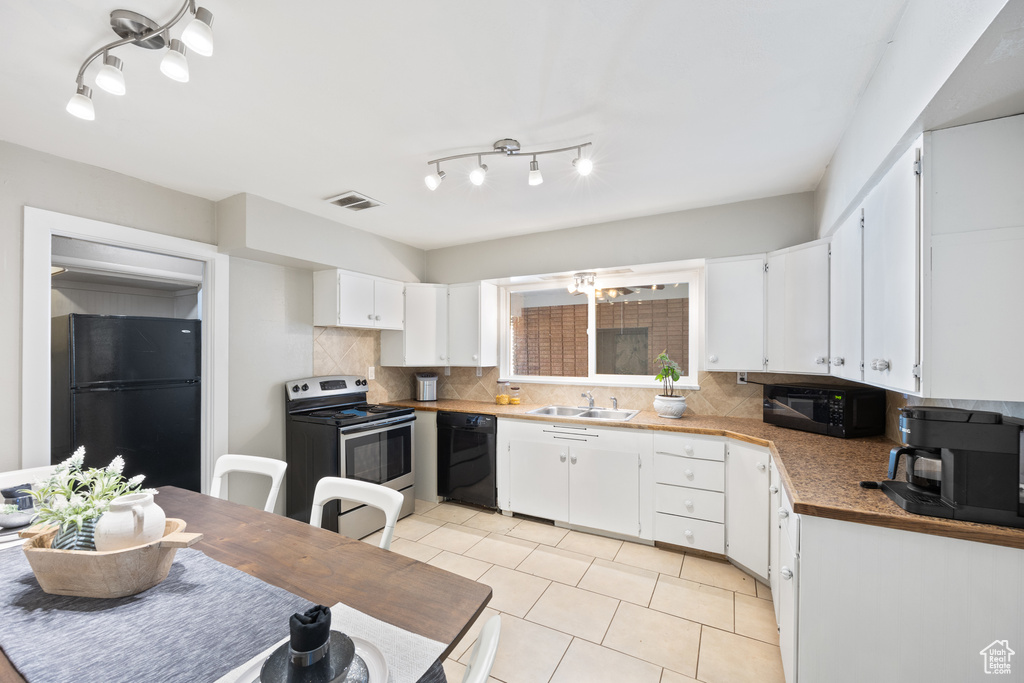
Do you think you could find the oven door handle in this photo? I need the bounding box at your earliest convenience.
[340,415,416,436]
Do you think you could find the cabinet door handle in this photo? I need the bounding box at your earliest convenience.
[367,314,374,320]
[780,567,794,580]
[683,444,694,454]
[871,358,890,372]
[375,315,381,321]
[757,463,766,472]
[684,530,694,540]
[440,354,446,361]
[832,357,845,366]
[815,356,828,365]
[472,354,479,360]
[559,452,567,463]
[778,507,789,519]
[684,469,694,480]
[769,485,779,494]
[570,455,578,465]
[708,355,718,364]
[684,500,694,509]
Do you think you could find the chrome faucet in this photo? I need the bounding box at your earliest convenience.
[582,390,595,408]
[611,397,618,410]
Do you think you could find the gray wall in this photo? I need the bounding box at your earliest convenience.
[226,257,313,512]
[425,192,815,282]
[0,141,216,472]
[218,193,427,282]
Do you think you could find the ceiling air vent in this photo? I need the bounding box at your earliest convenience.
[327,191,383,212]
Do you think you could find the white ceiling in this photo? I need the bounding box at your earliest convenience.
[0,1,911,249]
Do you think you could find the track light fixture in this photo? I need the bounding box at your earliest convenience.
[567,272,596,294]
[425,139,594,190]
[65,1,215,121]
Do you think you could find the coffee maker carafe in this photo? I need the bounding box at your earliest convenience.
[888,446,942,493]
[881,407,1024,529]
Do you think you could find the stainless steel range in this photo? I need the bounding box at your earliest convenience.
[284,375,415,539]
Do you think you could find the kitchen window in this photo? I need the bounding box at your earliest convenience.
[502,269,699,388]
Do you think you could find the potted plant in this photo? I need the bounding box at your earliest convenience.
[28,447,158,551]
[653,351,687,418]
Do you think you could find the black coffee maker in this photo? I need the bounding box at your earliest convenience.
[882,406,1024,528]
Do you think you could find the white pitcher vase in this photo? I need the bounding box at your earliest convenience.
[94,492,166,552]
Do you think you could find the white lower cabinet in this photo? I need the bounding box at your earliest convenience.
[725,441,770,581]
[775,481,799,683]
[501,419,645,538]
[652,433,726,553]
[508,439,568,521]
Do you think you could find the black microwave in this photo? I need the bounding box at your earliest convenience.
[763,383,886,438]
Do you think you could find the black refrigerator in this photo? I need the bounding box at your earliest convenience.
[51,314,202,491]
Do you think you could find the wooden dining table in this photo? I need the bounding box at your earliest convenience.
[0,486,492,682]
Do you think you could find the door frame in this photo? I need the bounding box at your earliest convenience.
[22,207,229,493]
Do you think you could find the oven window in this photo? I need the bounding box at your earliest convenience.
[342,425,412,485]
[383,426,412,482]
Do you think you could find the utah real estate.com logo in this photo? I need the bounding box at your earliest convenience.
[980,640,1014,675]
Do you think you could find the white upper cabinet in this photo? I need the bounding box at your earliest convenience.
[705,254,766,372]
[921,115,1024,402]
[372,278,404,329]
[828,211,863,382]
[447,282,498,367]
[313,269,404,330]
[381,281,498,367]
[861,140,922,394]
[380,284,447,367]
[766,239,830,374]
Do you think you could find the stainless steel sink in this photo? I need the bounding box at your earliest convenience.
[526,405,639,421]
[526,405,588,417]
[578,408,640,421]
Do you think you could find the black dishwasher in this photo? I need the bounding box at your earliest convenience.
[437,411,497,508]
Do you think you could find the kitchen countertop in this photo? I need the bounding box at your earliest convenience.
[391,398,1024,550]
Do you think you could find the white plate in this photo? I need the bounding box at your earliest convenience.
[351,636,390,683]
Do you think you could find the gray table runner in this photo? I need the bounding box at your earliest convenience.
[0,547,447,683]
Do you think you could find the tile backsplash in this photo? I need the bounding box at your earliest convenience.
[313,326,863,418]
[314,327,1024,443]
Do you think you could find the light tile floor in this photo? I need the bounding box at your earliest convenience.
[364,500,785,683]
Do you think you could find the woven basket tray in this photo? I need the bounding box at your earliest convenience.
[20,518,202,599]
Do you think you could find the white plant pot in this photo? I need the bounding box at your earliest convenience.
[653,394,687,419]
[94,492,166,552]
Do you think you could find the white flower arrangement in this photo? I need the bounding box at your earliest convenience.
[29,447,156,533]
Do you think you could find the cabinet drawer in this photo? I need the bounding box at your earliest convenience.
[654,484,725,523]
[655,513,725,554]
[653,433,725,461]
[654,454,725,492]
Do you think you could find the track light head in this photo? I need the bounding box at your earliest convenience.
[66,83,95,120]
[528,158,543,186]
[573,156,594,176]
[469,158,489,186]
[95,54,126,95]
[181,7,214,56]
[425,167,447,191]
[160,38,190,82]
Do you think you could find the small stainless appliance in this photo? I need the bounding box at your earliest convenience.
[437,411,497,508]
[415,372,438,401]
[763,382,886,438]
[882,406,1024,528]
[285,376,415,538]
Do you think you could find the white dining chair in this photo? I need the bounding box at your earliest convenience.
[209,454,287,513]
[0,465,57,491]
[309,477,404,550]
[461,615,501,683]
